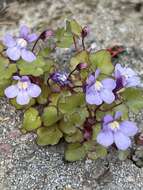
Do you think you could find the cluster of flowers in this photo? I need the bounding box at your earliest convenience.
[2,24,141,152]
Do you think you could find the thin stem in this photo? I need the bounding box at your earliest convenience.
[73,35,79,52]
[99,102,123,112]
[81,37,85,50]
[32,37,40,52]
[71,85,83,89]
[68,67,77,78]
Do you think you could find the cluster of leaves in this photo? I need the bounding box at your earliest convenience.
[0,20,143,162]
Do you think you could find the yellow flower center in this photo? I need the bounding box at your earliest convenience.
[17,38,27,48]
[18,81,28,90]
[95,81,103,91]
[109,121,120,130]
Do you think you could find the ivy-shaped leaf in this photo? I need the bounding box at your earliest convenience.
[22,108,41,132]
[37,84,50,105]
[64,129,83,143]
[65,143,86,161]
[0,57,17,80]
[58,92,85,114]
[56,27,73,48]
[0,79,11,97]
[89,50,113,74]
[88,145,107,160]
[17,56,54,76]
[70,19,82,36]
[92,124,101,140]
[36,125,63,146]
[42,106,62,127]
[59,119,77,135]
[122,88,143,113]
[118,150,130,161]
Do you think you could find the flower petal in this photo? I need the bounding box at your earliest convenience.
[94,69,100,79]
[86,87,102,105]
[114,111,122,120]
[6,47,21,61]
[13,76,21,81]
[86,74,95,87]
[4,85,19,98]
[21,49,36,62]
[126,76,140,87]
[16,91,30,105]
[3,34,16,48]
[21,76,30,81]
[115,64,124,74]
[20,25,30,38]
[28,84,41,97]
[103,115,113,124]
[100,89,115,104]
[120,121,138,137]
[102,78,116,90]
[114,131,131,150]
[27,33,38,42]
[97,130,114,147]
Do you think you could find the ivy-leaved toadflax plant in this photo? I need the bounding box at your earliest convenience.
[0,19,142,162]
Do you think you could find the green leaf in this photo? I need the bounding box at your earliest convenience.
[56,27,65,40]
[39,47,52,57]
[118,150,130,161]
[57,32,73,48]
[65,143,86,161]
[0,42,4,52]
[59,108,88,135]
[56,27,73,48]
[36,125,63,146]
[83,140,95,151]
[65,129,83,143]
[0,57,17,80]
[42,106,62,127]
[70,51,89,70]
[42,59,54,73]
[92,124,101,140]
[58,92,85,114]
[70,20,82,36]
[37,84,50,105]
[89,50,113,74]
[18,57,54,76]
[18,57,44,76]
[59,120,77,135]
[88,145,107,160]
[122,88,143,113]
[0,79,11,97]
[22,108,41,132]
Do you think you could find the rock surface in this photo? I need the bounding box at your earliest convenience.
[0,0,143,189]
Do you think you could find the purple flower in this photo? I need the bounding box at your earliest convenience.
[85,69,116,105]
[115,64,140,88]
[50,71,70,86]
[3,25,38,62]
[4,76,41,105]
[97,112,138,150]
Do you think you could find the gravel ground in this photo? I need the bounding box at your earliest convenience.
[0,0,143,190]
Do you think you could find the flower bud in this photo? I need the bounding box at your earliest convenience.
[81,26,90,38]
[40,29,54,40]
[76,63,88,70]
